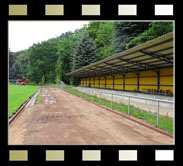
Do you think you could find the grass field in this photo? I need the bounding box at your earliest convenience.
[9,85,39,117]
[63,86,173,134]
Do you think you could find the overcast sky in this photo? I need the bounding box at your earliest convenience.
[9,21,90,52]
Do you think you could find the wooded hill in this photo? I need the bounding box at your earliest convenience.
[9,22,173,85]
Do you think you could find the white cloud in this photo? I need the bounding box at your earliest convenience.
[9,21,90,52]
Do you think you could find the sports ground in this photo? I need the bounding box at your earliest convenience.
[9,86,173,145]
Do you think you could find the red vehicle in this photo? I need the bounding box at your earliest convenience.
[16,76,29,85]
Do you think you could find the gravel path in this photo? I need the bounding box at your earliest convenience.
[9,87,173,145]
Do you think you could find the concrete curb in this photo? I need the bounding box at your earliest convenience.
[26,88,41,107]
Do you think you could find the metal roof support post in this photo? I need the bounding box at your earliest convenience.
[105,76,107,89]
[93,77,95,88]
[123,74,125,91]
[137,73,140,92]
[157,71,160,95]
[99,76,100,88]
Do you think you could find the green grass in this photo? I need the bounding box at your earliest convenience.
[9,85,39,117]
[63,86,173,135]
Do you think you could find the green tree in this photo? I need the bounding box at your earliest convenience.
[94,22,115,59]
[9,21,173,85]
[9,59,22,80]
[87,22,101,40]
[126,22,173,49]
[17,51,29,77]
[112,22,149,53]
[72,31,97,85]
[28,40,58,84]
[56,33,78,84]
[9,50,16,69]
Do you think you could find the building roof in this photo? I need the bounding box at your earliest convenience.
[67,32,173,78]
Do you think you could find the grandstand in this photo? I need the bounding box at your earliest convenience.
[68,32,174,96]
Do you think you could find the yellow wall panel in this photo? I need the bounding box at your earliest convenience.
[114,77,122,84]
[86,79,88,87]
[114,76,123,90]
[125,85,137,91]
[90,78,94,87]
[86,78,88,87]
[161,68,173,75]
[93,78,96,87]
[80,68,173,94]
[95,77,99,88]
[100,77,105,88]
[139,85,157,91]
[83,79,85,86]
[160,86,173,93]
[114,74,122,78]
[140,70,157,77]
[160,68,173,94]
[160,76,173,85]
[140,77,157,84]
[82,79,84,87]
[88,78,90,86]
[106,75,112,80]
[125,73,137,78]
[139,71,157,91]
[85,79,87,87]
[115,84,123,90]
[125,78,137,84]
[125,72,137,91]
[106,76,113,89]
[81,79,84,87]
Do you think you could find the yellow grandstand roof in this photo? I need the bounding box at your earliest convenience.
[67,32,173,78]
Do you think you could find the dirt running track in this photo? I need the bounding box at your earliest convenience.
[9,87,173,145]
